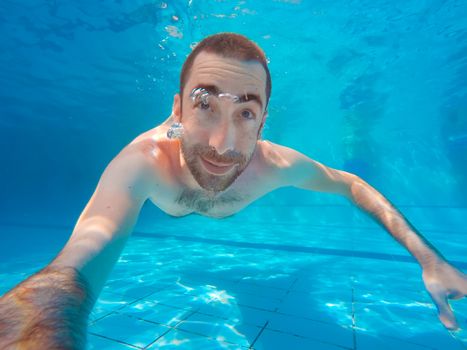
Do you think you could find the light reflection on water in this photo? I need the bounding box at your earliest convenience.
[87,227,466,348]
[1,221,464,348]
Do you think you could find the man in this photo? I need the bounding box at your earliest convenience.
[0,33,465,349]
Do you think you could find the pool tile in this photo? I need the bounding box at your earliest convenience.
[353,287,431,305]
[177,277,240,300]
[232,280,289,299]
[88,313,171,348]
[3,222,465,350]
[276,290,353,325]
[253,329,346,350]
[118,300,192,326]
[146,329,250,349]
[120,283,166,299]
[355,331,454,350]
[291,275,352,294]
[235,292,282,311]
[143,290,199,311]
[195,298,243,320]
[235,305,277,327]
[294,256,355,281]
[175,312,261,347]
[267,312,353,348]
[239,273,297,290]
[180,275,240,290]
[89,291,131,322]
[87,334,141,349]
[354,302,464,349]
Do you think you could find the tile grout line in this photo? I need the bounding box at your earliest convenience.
[272,276,299,312]
[2,220,467,235]
[351,287,357,350]
[92,278,362,337]
[129,231,467,269]
[88,331,143,349]
[287,277,300,293]
[349,252,357,350]
[163,309,257,348]
[262,327,354,350]
[89,289,164,326]
[92,278,438,349]
[248,320,269,349]
[142,308,199,349]
[89,310,121,325]
[89,296,142,325]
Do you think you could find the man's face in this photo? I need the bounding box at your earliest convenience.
[174,51,268,193]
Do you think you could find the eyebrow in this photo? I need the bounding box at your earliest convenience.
[194,84,264,111]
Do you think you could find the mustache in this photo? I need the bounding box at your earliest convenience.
[193,144,246,164]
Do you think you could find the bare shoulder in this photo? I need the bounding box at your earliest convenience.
[257,140,353,193]
[117,122,176,169]
[100,128,176,199]
[251,140,308,189]
[257,140,308,170]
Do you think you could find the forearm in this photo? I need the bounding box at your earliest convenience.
[349,178,447,269]
[51,195,143,297]
[0,265,93,350]
[51,219,134,298]
[0,217,138,349]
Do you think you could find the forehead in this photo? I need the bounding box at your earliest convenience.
[185,51,267,104]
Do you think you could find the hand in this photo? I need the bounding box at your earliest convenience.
[422,261,467,330]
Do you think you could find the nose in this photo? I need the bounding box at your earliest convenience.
[209,119,236,156]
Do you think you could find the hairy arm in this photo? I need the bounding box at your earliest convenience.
[0,266,93,350]
[273,142,467,330]
[0,140,158,349]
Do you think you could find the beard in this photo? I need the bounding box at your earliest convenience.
[180,140,251,193]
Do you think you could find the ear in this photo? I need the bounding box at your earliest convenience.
[257,111,268,139]
[172,93,182,123]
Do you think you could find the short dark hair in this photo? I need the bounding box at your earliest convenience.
[180,33,271,109]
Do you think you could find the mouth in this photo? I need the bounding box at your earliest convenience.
[200,156,236,175]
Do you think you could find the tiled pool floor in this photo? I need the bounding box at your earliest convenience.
[1,226,466,349]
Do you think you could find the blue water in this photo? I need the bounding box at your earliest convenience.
[1,0,467,349]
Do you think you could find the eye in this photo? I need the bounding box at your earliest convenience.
[199,100,210,110]
[240,109,255,120]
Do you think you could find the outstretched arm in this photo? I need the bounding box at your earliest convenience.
[275,143,467,330]
[0,140,157,349]
[344,174,466,331]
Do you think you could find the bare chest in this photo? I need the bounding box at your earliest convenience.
[183,184,263,217]
[143,127,281,218]
[149,160,279,218]
[151,178,267,218]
